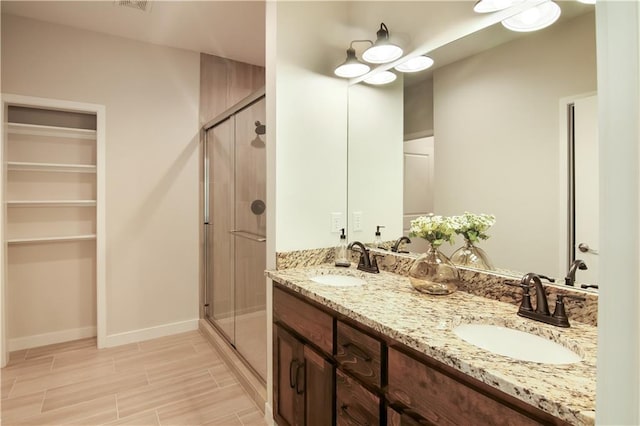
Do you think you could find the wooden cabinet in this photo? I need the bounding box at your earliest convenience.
[273,323,333,426]
[272,283,568,426]
[336,369,380,426]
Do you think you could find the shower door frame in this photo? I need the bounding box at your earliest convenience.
[202,88,266,379]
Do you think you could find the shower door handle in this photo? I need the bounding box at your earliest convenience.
[229,230,266,243]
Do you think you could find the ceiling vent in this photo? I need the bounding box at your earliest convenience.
[115,0,151,12]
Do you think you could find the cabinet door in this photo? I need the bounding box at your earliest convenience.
[304,345,334,426]
[274,325,304,426]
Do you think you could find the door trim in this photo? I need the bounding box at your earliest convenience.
[557,92,597,280]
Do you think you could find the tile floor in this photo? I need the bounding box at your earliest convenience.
[0,331,267,425]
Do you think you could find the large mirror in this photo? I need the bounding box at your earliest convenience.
[347,2,598,288]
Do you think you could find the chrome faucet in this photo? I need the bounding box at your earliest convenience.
[390,236,411,253]
[347,241,379,273]
[505,273,585,327]
[565,259,587,286]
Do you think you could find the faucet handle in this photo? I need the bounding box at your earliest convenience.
[537,274,556,283]
[552,294,586,326]
[503,281,533,312]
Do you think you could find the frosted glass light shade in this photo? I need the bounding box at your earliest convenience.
[364,71,397,85]
[502,1,561,32]
[473,0,524,13]
[363,44,404,64]
[335,62,370,78]
[395,56,434,73]
[334,47,371,78]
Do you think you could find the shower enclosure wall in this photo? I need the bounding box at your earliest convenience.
[203,90,266,381]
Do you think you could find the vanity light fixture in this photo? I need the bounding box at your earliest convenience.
[502,0,561,32]
[395,55,434,73]
[362,23,404,64]
[576,0,595,4]
[364,70,397,85]
[334,42,371,78]
[473,0,524,13]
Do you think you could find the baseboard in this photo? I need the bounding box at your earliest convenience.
[104,319,199,348]
[264,403,274,425]
[9,326,97,351]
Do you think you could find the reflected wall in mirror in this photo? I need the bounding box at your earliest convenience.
[348,4,597,287]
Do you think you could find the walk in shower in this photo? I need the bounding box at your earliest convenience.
[203,90,266,381]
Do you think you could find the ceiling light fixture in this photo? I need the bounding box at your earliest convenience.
[502,0,561,32]
[473,0,524,13]
[334,42,371,78]
[395,56,434,73]
[364,71,397,85]
[362,23,403,64]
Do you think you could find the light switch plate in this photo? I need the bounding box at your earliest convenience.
[330,212,343,233]
[353,211,363,232]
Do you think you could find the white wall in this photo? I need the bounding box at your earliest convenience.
[433,13,596,275]
[595,1,640,423]
[1,15,200,343]
[271,2,349,252]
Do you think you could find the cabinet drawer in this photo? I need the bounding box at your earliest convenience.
[336,321,383,389]
[336,369,380,426]
[273,286,333,355]
[387,347,544,426]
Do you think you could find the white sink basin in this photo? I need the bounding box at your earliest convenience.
[309,274,366,287]
[453,324,581,365]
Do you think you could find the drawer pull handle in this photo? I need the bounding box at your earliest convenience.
[289,359,299,389]
[341,404,371,426]
[343,342,372,362]
[295,362,305,395]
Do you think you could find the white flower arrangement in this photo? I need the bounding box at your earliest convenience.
[452,212,496,243]
[409,214,458,248]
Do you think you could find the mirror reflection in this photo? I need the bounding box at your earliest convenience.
[347,5,597,288]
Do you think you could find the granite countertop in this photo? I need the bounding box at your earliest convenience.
[266,264,596,425]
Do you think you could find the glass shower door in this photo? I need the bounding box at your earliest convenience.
[204,96,266,381]
[206,118,235,342]
[233,98,267,380]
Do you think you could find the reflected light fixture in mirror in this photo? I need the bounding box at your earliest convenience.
[334,45,371,78]
[362,23,403,64]
[473,0,524,13]
[364,71,397,85]
[502,0,561,32]
[395,55,435,73]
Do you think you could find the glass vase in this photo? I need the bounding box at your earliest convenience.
[408,245,459,295]
[450,239,494,270]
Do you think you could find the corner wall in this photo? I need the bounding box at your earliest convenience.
[1,15,201,343]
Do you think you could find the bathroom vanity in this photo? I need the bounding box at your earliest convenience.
[267,265,596,426]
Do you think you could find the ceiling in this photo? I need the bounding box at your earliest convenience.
[1,0,266,66]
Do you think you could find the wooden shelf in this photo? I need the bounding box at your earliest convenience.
[7,234,96,245]
[7,162,96,173]
[7,122,96,140]
[7,200,97,207]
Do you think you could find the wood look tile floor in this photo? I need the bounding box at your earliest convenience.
[0,331,267,426]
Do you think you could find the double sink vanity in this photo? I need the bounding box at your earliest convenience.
[267,255,597,425]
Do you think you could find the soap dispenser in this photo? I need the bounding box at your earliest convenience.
[335,228,350,267]
[374,225,385,249]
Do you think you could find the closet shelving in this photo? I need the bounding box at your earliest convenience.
[6,120,97,244]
